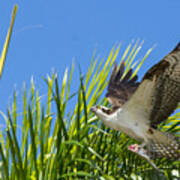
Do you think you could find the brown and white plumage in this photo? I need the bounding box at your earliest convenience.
[91,42,180,163]
[106,61,139,109]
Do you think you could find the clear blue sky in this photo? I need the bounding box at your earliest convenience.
[0,0,179,112]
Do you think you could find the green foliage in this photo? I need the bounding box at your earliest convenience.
[0,41,179,180]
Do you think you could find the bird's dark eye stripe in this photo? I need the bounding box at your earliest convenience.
[101,108,111,114]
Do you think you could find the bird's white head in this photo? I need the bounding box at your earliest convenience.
[90,105,119,129]
[90,105,111,120]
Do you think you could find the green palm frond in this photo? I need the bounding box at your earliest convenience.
[0,40,179,180]
[0,5,17,78]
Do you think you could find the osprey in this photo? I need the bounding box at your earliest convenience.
[91,43,180,167]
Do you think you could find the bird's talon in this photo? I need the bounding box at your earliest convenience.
[128,144,139,153]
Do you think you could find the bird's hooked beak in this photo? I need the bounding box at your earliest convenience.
[90,106,99,113]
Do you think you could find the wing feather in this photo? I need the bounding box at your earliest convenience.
[124,42,180,128]
[106,62,139,109]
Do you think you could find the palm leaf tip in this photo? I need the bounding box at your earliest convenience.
[0,5,17,78]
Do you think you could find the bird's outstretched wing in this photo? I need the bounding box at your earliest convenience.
[106,62,139,110]
[129,130,180,164]
[146,130,180,159]
[124,42,180,128]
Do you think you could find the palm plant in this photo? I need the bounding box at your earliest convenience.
[0,5,179,180]
[0,39,179,180]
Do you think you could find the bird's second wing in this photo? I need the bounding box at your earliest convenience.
[146,129,180,159]
[106,62,139,109]
[124,42,180,128]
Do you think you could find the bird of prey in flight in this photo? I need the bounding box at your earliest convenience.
[91,42,180,169]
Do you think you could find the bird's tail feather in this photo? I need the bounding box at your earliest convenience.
[147,129,180,159]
